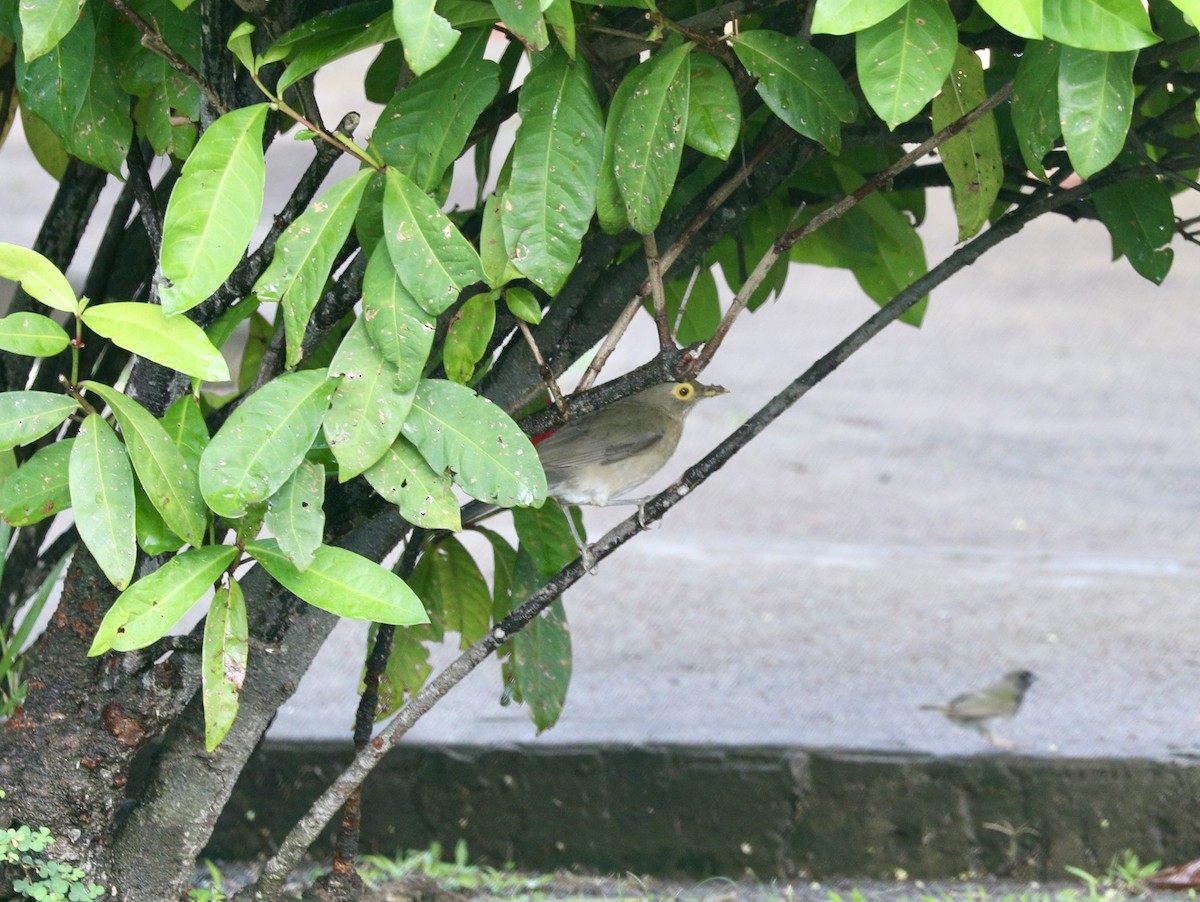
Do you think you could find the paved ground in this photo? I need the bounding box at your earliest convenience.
[4,81,1199,762]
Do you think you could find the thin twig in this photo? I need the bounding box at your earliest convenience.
[516,320,566,410]
[688,81,1015,375]
[103,0,227,115]
[671,265,703,340]
[643,232,674,350]
[575,295,646,392]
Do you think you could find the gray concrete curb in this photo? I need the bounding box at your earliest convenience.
[203,742,1200,880]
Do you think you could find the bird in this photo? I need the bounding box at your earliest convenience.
[463,380,727,562]
[920,670,1036,748]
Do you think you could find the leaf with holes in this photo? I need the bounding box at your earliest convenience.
[511,596,571,733]
[363,437,461,531]
[361,245,435,392]
[402,379,545,508]
[264,460,325,571]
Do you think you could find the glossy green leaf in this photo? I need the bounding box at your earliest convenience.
[932,45,1003,241]
[247,538,430,625]
[276,8,397,93]
[857,0,958,129]
[252,169,372,368]
[324,317,414,480]
[81,302,231,382]
[69,8,131,176]
[0,312,70,356]
[0,243,78,313]
[361,245,435,391]
[19,0,84,62]
[443,293,495,384]
[383,168,485,315]
[480,192,523,288]
[374,29,499,192]
[202,577,248,751]
[363,437,461,531]
[159,104,269,314]
[83,382,207,546]
[544,0,575,57]
[226,21,257,72]
[491,0,549,50]
[0,391,77,452]
[1058,46,1136,179]
[596,60,653,234]
[732,31,856,153]
[614,43,692,234]
[199,369,335,518]
[811,0,907,34]
[162,394,209,474]
[685,53,741,160]
[264,459,325,570]
[0,440,73,526]
[69,414,136,590]
[504,286,542,324]
[1093,178,1175,284]
[409,536,489,646]
[511,597,571,733]
[978,0,1042,38]
[21,108,70,180]
[1043,0,1159,50]
[503,47,604,291]
[134,481,184,555]
[402,378,547,507]
[1011,40,1061,181]
[514,502,579,577]
[393,0,460,76]
[14,7,92,140]
[89,545,238,654]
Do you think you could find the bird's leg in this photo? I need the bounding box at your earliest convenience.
[983,729,1018,750]
[560,501,596,573]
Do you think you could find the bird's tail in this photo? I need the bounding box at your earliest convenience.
[919,704,949,712]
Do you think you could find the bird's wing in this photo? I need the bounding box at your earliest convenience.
[947,685,1018,719]
[537,403,668,470]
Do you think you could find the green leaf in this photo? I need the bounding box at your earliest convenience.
[732,31,856,153]
[361,245,435,391]
[514,502,579,576]
[0,440,73,526]
[159,103,269,314]
[614,42,692,234]
[503,47,604,291]
[544,0,575,57]
[383,168,485,315]
[1043,0,1159,51]
[134,481,184,555]
[0,243,79,313]
[443,293,495,384]
[247,538,430,625]
[511,597,570,733]
[89,545,238,654]
[202,577,248,751]
[811,0,907,34]
[19,0,84,62]
[504,285,542,324]
[977,0,1042,38]
[374,29,499,192]
[1011,40,1061,181]
[14,6,92,140]
[324,317,414,480]
[199,369,335,518]
[1058,46,1136,179]
[0,312,70,357]
[275,8,397,93]
[162,394,209,474]
[20,109,69,180]
[685,53,741,160]
[69,6,131,176]
[1093,178,1175,284]
[0,391,77,452]
[83,382,208,546]
[480,192,523,288]
[856,0,958,129]
[491,0,549,50]
[931,45,1003,240]
[81,302,231,382]
[252,168,372,369]
[226,21,257,72]
[264,459,325,570]
[69,414,136,590]
[596,60,652,234]
[375,623,435,719]
[393,0,461,76]
[363,437,461,531]
[402,378,546,507]
[408,536,490,646]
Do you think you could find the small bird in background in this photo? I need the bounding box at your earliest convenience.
[920,670,1036,748]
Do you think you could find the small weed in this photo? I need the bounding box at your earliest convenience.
[0,793,107,902]
[357,839,551,896]
[1065,849,1161,898]
[184,860,229,901]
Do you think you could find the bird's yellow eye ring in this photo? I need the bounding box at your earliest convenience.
[673,383,693,399]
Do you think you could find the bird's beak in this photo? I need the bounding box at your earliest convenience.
[694,382,729,398]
